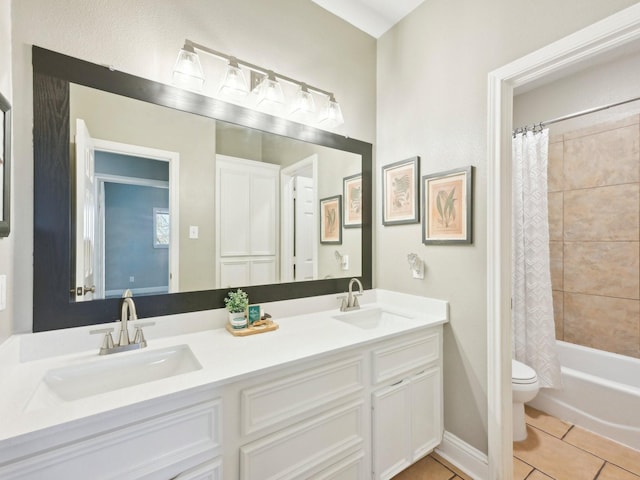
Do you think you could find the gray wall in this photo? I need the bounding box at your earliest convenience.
[376,0,640,454]
[514,48,640,133]
[104,183,169,294]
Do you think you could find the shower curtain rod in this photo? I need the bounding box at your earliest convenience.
[513,94,640,134]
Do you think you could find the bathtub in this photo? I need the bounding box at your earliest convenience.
[529,340,640,451]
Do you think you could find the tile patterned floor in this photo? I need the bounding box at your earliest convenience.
[392,406,640,479]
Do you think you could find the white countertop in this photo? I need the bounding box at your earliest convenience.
[0,290,447,449]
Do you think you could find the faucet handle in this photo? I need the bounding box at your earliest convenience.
[336,294,348,311]
[90,327,115,351]
[132,322,155,347]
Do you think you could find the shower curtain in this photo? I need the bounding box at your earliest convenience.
[512,129,562,389]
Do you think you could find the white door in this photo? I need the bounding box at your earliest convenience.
[294,176,315,281]
[75,119,96,301]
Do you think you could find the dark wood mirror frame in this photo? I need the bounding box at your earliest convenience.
[32,46,372,332]
[0,89,10,238]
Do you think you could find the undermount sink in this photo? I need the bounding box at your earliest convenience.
[332,307,415,330]
[41,344,202,402]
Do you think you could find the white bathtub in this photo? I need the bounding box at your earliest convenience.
[529,340,640,451]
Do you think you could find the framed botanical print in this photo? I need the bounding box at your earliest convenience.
[320,195,342,244]
[422,166,473,244]
[382,156,419,226]
[343,173,362,228]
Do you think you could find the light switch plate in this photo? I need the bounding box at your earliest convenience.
[189,226,199,239]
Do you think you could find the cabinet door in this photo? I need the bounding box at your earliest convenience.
[410,368,442,460]
[249,173,277,256]
[371,380,411,480]
[219,166,251,257]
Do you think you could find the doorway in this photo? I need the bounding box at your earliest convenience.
[281,155,319,283]
[486,6,640,478]
[74,119,180,300]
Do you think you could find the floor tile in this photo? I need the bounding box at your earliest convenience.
[525,405,572,438]
[430,453,473,480]
[528,470,554,480]
[392,455,455,480]
[564,426,640,475]
[514,425,604,480]
[597,463,640,480]
[513,457,533,479]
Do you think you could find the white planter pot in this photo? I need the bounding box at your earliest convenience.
[228,311,247,330]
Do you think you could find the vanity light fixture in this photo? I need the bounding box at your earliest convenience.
[172,39,344,127]
[289,83,316,122]
[172,43,204,92]
[218,57,249,99]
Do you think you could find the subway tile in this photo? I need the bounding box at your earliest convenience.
[564,426,640,476]
[548,192,563,241]
[548,140,564,192]
[392,455,455,480]
[563,242,639,299]
[552,290,564,340]
[563,115,640,141]
[550,242,563,291]
[564,184,639,242]
[513,457,533,480]
[563,124,639,189]
[514,425,604,480]
[597,463,640,480]
[564,293,640,358]
[525,405,572,438]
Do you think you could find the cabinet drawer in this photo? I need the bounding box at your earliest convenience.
[314,451,366,480]
[241,356,364,436]
[371,331,439,385]
[173,458,222,480]
[240,401,364,480]
[1,399,221,480]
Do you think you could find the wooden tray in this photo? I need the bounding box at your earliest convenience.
[225,320,279,337]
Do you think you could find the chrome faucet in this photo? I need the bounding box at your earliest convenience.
[119,289,137,346]
[338,278,364,312]
[90,289,154,355]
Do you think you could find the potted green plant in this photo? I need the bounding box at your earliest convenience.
[224,289,249,329]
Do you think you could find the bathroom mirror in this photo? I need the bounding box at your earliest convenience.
[33,46,372,331]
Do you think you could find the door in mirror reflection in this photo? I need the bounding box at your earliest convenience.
[74,117,179,301]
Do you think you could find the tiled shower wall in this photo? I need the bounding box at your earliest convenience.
[549,115,640,359]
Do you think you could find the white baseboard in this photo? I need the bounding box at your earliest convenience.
[435,431,489,480]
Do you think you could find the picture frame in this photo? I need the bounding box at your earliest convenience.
[422,166,473,244]
[343,173,362,228]
[0,90,11,237]
[382,156,420,226]
[319,195,342,244]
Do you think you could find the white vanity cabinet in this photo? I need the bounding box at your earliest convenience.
[0,390,222,480]
[222,325,443,480]
[371,331,443,480]
[223,354,368,480]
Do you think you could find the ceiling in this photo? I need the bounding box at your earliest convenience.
[312,0,427,38]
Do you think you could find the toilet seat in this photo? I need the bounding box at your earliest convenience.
[512,359,537,385]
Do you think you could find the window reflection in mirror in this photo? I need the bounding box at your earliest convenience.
[70,84,362,301]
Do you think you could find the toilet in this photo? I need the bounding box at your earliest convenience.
[512,359,539,441]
